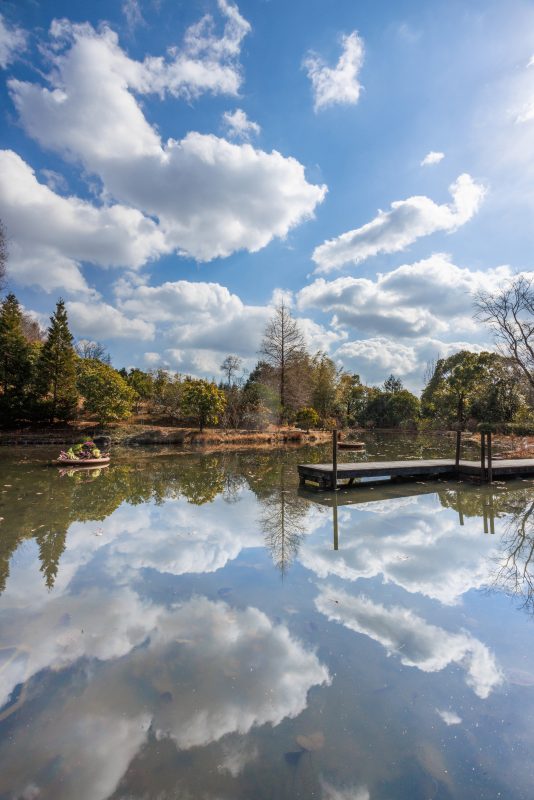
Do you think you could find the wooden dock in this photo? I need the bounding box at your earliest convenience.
[298,458,534,491]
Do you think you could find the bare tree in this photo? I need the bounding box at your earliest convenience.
[75,339,111,364]
[260,302,306,418]
[0,219,7,292]
[475,276,534,390]
[220,354,242,386]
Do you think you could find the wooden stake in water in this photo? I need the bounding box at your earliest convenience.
[333,492,339,550]
[332,429,338,491]
[487,431,493,484]
[455,427,461,468]
[480,432,486,481]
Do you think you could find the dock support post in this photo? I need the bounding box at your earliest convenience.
[332,429,338,491]
[455,427,461,469]
[480,432,486,482]
[457,489,464,526]
[487,432,493,484]
[333,493,339,550]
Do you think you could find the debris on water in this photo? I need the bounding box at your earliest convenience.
[296,731,325,752]
[285,751,304,765]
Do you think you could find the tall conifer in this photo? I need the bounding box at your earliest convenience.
[37,299,79,422]
[0,293,33,425]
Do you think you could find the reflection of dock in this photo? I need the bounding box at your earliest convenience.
[300,481,499,549]
[298,458,534,491]
[298,481,439,507]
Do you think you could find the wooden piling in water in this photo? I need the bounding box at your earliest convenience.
[480,432,486,482]
[332,429,338,491]
[455,428,461,468]
[487,432,493,484]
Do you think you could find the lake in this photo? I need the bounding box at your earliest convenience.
[0,432,533,799]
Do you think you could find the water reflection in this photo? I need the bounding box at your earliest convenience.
[2,443,534,798]
[260,464,309,575]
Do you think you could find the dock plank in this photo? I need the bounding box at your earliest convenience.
[298,457,534,490]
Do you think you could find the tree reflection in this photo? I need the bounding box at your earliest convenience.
[491,491,534,612]
[258,464,309,575]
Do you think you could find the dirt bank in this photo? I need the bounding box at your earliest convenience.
[0,424,333,449]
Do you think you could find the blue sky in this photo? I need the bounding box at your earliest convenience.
[1,0,534,389]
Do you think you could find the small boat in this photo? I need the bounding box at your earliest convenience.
[53,457,111,466]
[338,441,365,450]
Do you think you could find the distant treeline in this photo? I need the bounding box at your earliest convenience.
[1,293,533,432]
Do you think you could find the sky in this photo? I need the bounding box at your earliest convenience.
[1,0,534,390]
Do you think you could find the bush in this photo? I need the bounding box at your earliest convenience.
[295,407,319,432]
[502,422,534,436]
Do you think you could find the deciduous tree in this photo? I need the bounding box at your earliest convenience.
[260,302,306,421]
[77,359,136,425]
[181,378,226,431]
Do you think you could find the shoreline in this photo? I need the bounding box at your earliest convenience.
[0,424,333,449]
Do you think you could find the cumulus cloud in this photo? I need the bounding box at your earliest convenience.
[222,108,261,139]
[421,150,445,166]
[304,31,364,111]
[298,254,513,338]
[9,18,325,263]
[299,491,500,605]
[316,586,503,699]
[312,174,486,272]
[67,300,155,340]
[0,13,27,68]
[331,336,488,387]
[112,277,343,370]
[334,338,419,377]
[0,150,169,293]
[0,592,329,799]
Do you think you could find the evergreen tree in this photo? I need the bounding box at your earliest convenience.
[36,299,79,422]
[0,293,34,426]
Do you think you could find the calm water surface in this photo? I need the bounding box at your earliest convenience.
[0,432,533,799]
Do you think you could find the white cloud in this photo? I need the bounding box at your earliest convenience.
[222,108,261,139]
[299,492,501,605]
[436,708,462,725]
[334,338,419,378]
[122,0,145,33]
[112,278,343,372]
[320,778,370,800]
[67,300,155,340]
[312,174,486,272]
[315,586,503,699]
[421,151,445,166]
[9,20,325,263]
[0,592,329,799]
[299,254,512,338]
[0,13,27,68]
[304,31,364,112]
[0,150,169,293]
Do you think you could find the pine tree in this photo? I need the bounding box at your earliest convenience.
[36,299,79,422]
[0,293,33,426]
